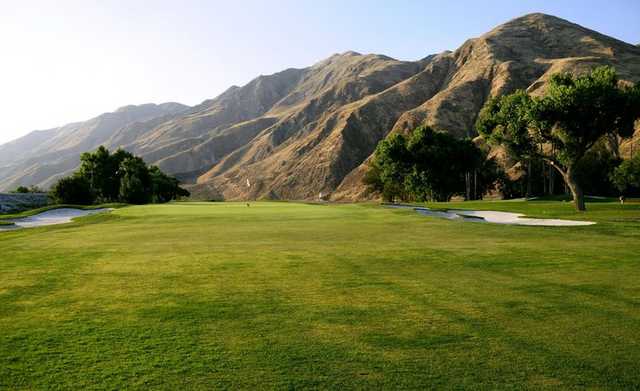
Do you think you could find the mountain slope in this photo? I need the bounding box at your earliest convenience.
[192,13,640,200]
[150,52,421,186]
[1,13,639,198]
[0,103,189,190]
[333,13,640,199]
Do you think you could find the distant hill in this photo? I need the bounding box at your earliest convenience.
[0,103,188,190]
[1,13,639,199]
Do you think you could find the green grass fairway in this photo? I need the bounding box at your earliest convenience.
[2,201,640,389]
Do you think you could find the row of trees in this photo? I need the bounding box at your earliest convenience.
[11,185,45,194]
[365,66,639,210]
[364,126,503,202]
[51,146,189,205]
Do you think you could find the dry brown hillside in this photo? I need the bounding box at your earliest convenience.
[333,13,640,199]
[0,103,189,190]
[1,13,639,199]
[196,13,640,201]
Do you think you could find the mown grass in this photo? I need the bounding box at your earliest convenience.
[1,201,639,389]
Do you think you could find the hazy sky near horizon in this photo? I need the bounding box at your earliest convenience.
[1,0,639,145]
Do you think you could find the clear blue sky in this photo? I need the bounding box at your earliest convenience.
[1,0,638,144]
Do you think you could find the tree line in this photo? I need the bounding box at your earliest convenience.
[366,66,640,210]
[364,126,503,202]
[10,185,45,194]
[50,146,189,205]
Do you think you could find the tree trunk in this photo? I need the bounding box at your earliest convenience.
[546,160,586,211]
[465,172,470,201]
[474,170,477,200]
[543,160,547,196]
[549,164,555,195]
[565,166,586,211]
[526,159,532,198]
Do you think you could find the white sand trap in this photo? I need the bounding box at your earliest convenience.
[389,205,595,226]
[447,209,595,226]
[0,208,111,231]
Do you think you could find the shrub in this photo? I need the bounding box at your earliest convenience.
[611,154,640,196]
[50,175,94,205]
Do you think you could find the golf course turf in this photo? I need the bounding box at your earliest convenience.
[1,201,639,389]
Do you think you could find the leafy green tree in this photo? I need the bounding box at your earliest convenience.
[79,146,112,201]
[474,155,504,200]
[611,154,640,195]
[79,146,134,202]
[574,143,622,196]
[50,175,94,205]
[149,166,190,203]
[11,185,44,194]
[366,133,412,201]
[54,146,189,205]
[119,157,151,204]
[477,66,640,210]
[366,126,499,202]
[13,186,29,193]
[107,149,136,200]
[405,126,481,201]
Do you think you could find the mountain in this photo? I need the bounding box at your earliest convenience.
[1,13,639,198]
[0,103,189,190]
[192,13,640,200]
[333,13,640,199]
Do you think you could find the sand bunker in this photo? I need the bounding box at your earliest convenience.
[388,205,595,226]
[0,208,111,230]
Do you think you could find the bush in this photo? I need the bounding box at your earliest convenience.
[50,175,94,205]
[611,154,640,196]
[11,185,44,194]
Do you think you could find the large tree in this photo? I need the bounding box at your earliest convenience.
[364,133,412,201]
[477,66,640,210]
[365,126,499,202]
[53,146,189,205]
[404,126,487,202]
[79,146,135,202]
[149,166,191,203]
[119,157,152,204]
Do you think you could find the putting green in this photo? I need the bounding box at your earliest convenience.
[1,201,639,389]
